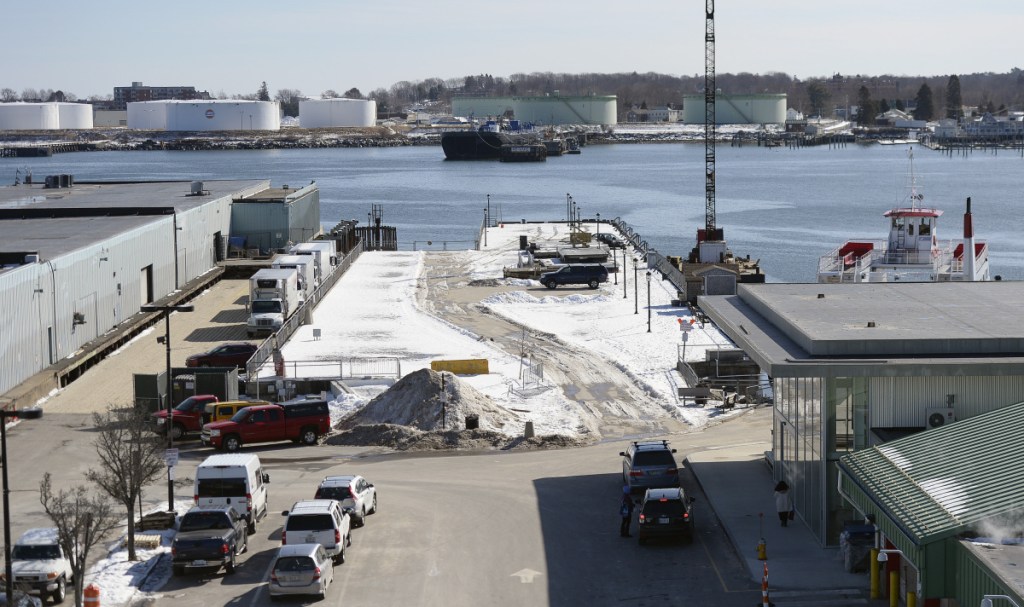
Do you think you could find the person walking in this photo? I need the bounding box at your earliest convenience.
[774,481,793,527]
[619,486,636,537]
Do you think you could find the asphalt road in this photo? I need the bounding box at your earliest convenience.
[101,410,764,607]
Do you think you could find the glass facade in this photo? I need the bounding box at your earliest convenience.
[774,375,868,545]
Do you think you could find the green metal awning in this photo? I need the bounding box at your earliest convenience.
[839,400,1024,547]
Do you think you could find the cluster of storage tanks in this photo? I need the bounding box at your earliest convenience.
[0,103,94,130]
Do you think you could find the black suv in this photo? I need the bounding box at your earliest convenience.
[637,487,695,545]
[540,264,609,289]
[620,440,679,492]
[595,233,625,248]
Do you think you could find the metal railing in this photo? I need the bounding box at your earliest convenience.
[246,240,363,377]
[268,357,402,380]
[610,216,688,298]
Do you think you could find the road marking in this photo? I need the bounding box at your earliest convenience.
[510,568,543,583]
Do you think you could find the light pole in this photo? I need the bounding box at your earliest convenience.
[2,407,43,604]
[623,249,628,299]
[646,270,652,332]
[634,255,639,314]
[483,208,488,248]
[596,213,600,237]
[141,304,194,512]
[613,247,618,285]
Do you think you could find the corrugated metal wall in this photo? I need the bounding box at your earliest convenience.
[869,375,1024,427]
[0,193,235,397]
[954,541,1024,607]
[231,186,320,254]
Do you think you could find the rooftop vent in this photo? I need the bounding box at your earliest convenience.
[189,181,207,196]
[866,321,876,328]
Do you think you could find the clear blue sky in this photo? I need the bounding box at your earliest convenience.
[6,0,1022,100]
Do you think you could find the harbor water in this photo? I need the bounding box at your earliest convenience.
[4,143,1023,282]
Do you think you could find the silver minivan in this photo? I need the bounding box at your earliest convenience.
[281,499,351,564]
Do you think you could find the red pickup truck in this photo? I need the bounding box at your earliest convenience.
[152,395,219,440]
[201,400,330,452]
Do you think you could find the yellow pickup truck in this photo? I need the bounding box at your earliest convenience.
[202,400,270,425]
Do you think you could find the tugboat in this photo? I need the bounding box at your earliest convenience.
[817,150,990,283]
[440,121,510,160]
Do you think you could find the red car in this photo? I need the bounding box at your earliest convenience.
[185,343,258,368]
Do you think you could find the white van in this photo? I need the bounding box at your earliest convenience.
[194,453,269,533]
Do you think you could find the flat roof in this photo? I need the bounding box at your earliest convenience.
[700,282,1024,377]
[0,179,268,261]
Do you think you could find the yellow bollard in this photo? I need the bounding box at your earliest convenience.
[907,590,917,607]
[757,538,767,560]
[889,571,899,607]
[870,549,880,599]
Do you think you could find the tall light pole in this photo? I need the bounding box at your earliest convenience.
[483,208,488,248]
[141,304,194,512]
[613,247,618,285]
[634,255,639,314]
[623,249,628,299]
[646,270,652,332]
[2,407,43,604]
[596,213,600,237]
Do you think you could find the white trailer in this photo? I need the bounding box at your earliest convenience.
[247,268,300,337]
[289,241,338,283]
[271,254,317,299]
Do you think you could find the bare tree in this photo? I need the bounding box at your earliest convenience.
[321,89,340,98]
[85,408,165,561]
[1,87,18,102]
[39,474,120,607]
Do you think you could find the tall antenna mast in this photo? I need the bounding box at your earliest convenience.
[704,0,716,235]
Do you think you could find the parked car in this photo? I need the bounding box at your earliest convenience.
[267,543,335,601]
[171,506,249,576]
[201,399,330,452]
[152,395,219,440]
[185,343,258,369]
[637,487,695,545]
[314,475,377,527]
[2,528,72,604]
[539,264,609,289]
[620,440,679,492]
[596,232,625,248]
[281,499,351,564]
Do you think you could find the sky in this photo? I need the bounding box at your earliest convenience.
[6,0,1023,100]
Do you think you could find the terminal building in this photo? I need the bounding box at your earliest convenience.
[699,282,1024,549]
[0,179,320,406]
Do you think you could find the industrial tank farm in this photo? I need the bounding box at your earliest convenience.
[299,98,377,128]
[126,100,281,131]
[0,102,93,130]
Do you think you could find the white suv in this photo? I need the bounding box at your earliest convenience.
[5,528,73,604]
[281,500,351,564]
[314,475,377,527]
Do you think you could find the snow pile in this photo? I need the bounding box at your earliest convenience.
[337,368,520,433]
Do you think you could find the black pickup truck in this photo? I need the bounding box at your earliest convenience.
[171,506,248,576]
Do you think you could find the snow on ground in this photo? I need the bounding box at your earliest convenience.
[274,220,737,435]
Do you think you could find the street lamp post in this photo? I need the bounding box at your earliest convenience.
[613,247,618,285]
[623,249,628,299]
[634,256,639,314]
[646,270,652,332]
[596,213,600,237]
[2,407,43,604]
[483,208,488,248]
[982,595,1023,607]
[141,304,194,512]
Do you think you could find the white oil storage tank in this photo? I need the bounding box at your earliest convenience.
[165,100,281,131]
[127,101,169,129]
[0,103,60,130]
[56,103,93,129]
[299,98,377,128]
[682,94,787,124]
[511,95,617,126]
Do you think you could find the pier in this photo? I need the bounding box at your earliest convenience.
[0,141,103,157]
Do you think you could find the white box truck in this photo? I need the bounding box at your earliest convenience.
[290,241,338,283]
[247,268,300,337]
[271,254,316,300]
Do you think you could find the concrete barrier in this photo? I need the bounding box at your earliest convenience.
[431,359,489,375]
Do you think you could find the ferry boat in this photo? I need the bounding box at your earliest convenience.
[817,151,990,283]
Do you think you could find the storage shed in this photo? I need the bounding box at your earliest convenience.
[230,183,321,254]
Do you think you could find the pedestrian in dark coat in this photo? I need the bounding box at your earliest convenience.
[620,486,636,537]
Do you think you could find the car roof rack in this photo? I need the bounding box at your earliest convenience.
[631,439,671,447]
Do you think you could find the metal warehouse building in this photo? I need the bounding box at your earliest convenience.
[452,95,618,126]
[230,183,321,254]
[699,282,1024,547]
[0,179,283,400]
[681,93,786,124]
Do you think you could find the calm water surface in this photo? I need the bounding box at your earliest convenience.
[4,143,1023,282]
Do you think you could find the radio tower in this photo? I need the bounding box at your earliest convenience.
[704,0,719,241]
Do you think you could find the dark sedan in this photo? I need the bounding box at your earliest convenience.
[185,343,257,368]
